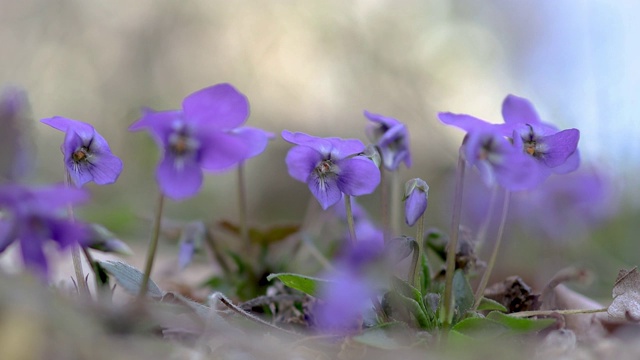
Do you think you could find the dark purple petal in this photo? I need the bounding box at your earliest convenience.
[377,124,411,170]
[48,218,89,249]
[284,145,323,182]
[501,94,541,125]
[552,149,580,174]
[539,128,580,168]
[129,108,183,146]
[182,84,249,129]
[364,110,401,128]
[493,151,546,191]
[41,116,95,139]
[228,126,273,159]
[439,112,512,136]
[19,230,48,280]
[335,157,380,196]
[29,185,89,211]
[198,131,250,171]
[156,154,204,200]
[86,152,124,185]
[326,137,366,159]
[281,130,333,155]
[315,271,373,335]
[307,172,342,210]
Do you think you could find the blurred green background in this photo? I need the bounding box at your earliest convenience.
[1,0,639,298]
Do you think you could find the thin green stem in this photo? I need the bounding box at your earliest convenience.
[390,170,400,239]
[442,149,466,328]
[344,194,357,243]
[472,190,511,311]
[475,185,498,252]
[138,192,165,300]
[64,172,89,299]
[380,168,390,243]
[412,213,426,289]
[508,308,608,318]
[237,163,250,249]
[204,228,231,275]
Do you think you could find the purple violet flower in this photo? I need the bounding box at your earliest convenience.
[502,94,580,176]
[0,184,89,279]
[315,239,383,335]
[404,178,429,226]
[364,110,411,171]
[129,84,252,200]
[282,131,381,210]
[40,117,123,187]
[439,112,543,191]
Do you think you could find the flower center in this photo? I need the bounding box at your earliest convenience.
[168,130,198,157]
[315,159,337,177]
[72,147,89,162]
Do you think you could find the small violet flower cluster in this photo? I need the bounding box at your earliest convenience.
[439,94,580,191]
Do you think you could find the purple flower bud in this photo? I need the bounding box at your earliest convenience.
[364,111,411,171]
[404,178,429,226]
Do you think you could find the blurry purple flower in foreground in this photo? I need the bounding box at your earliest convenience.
[282,131,381,209]
[438,113,543,191]
[0,86,33,182]
[0,184,89,278]
[41,117,123,187]
[364,111,411,171]
[512,168,618,241]
[315,238,383,334]
[129,84,252,200]
[404,178,429,226]
[502,94,580,176]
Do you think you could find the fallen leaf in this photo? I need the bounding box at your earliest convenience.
[608,267,640,321]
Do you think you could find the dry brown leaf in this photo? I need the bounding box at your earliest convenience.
[608,267,640,321]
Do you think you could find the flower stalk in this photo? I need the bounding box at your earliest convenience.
[472,190,511,311]
[139,192,165,299]
[65,171,89,298]
[345,194,357,243]
[237,163,250,248]
[442,148,466,328]
[413,212,426,289]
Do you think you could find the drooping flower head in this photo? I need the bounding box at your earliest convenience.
[438,113,543,191]
[40,117,123,187]
[0,86,34,182]
[404,178,429,226]
[364,111,411,171]
[502,94,580,176]
[129,84,252,200]
[0,184,89,279]
[282,131,381,210]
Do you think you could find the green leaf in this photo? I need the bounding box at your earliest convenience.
[420,254,431,294]
[352,323,411,350]
[266,273,329,297]
[450,317,507,338]
[390,276,433,324]
[486,311,556,333]
[386,291,430,329]
[100,260,163,299]
[477,297,508,312]
[453,270,474,321]
[218,220,300,246]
